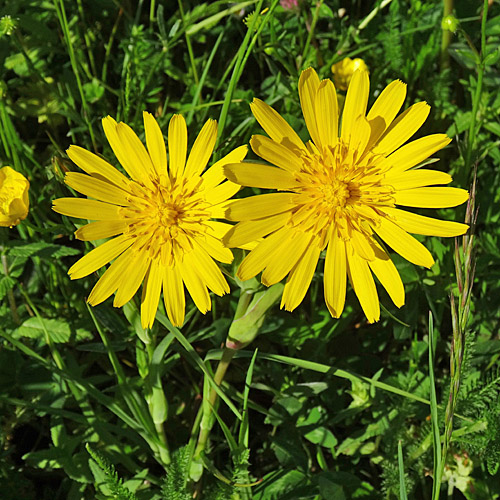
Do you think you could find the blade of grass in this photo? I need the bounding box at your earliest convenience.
[429,312,443,500]
[87,305,171,465]
[205,349,471,422]
[398,440,408,500]
[238,348,258,448]
[156,312,242,420]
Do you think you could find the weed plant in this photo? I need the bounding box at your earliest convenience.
[1,0,500,498]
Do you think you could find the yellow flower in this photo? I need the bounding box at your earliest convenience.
[331,57,369,91]
[53,112,246,328]
[223,68,468,323]
[0,166,29,227]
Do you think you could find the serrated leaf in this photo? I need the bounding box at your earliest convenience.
[0,275,16,300]
[8,242,80,259]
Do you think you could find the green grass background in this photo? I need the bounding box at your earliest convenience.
[1,0,500,498]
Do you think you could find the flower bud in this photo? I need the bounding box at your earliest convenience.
[0,166,29,227]
[331,57,369,91]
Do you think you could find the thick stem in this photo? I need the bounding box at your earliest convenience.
[193,346,236,461]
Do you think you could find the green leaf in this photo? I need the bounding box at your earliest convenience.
[7,241,80,259]
[304,427,338,448]
[15,317,92,343]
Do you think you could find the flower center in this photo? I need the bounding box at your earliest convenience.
[120,176,211,265]
[288,140,394,248]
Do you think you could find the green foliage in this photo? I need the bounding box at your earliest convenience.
[87,444,139,500]
[162,446,192,500]
[1,0,500,498]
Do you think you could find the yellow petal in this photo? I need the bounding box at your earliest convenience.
[202,145,248,190]
[143,111,167,177]
[373,216,434,268]
[224,163,299,189]
[64,172,130,206]
[281,244,321,311]
[184,119,217,178]
[250,135,302,172]
[116,122,156,188]
[348,114,371,155]
[163,265,185,327]
[168,114,188,179]
[350,230,376,261]
[75,220,128,241]
[202,233,234,264]
[366,79,407,148]
[102,116,152,187]
[315,79,338,149]
[250,98,306,154]
[141,259,162,329]
[394,187,469,208]
[341,69,370,142]
[225,193,295,221]
[324,229,346,318]
[189,243,229,295]
[69,234,132,279]
[87,248,133,305]
[346,248,380,323]
[380,207,468,236]
[52,198,121,220]
[368,241,404,308]
[237,228,292,281]
[261,231,312,286]
[224,212,289,248]
[178,256,211,314]
[67,145,130,190]
[387,134,452,174]
[299,68,321,147]
[386,169,452,190]
[206,180,240,206]
[373,102,430,156]
[113,250,150,307]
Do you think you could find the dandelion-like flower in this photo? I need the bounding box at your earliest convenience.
[331,57,369,91]
[0,166,29,227]
[223,68,468,322]
[53,112,246,328]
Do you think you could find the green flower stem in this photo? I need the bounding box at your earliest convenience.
[145,337,171,464]
[215,0,267,153]
[88,306,171,465]
[193,345,236,464]
[52,0,96,150]
[463,0,489,178]
[178,0,200,87]
[301,0,324,65]
[440,0,454,69]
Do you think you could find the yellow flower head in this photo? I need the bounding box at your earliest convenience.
[331,57,369,91]
[223,68,468,323]
[53,112,246,328]
[0,166,29,227]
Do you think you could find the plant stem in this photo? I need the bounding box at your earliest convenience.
[178,0,200,87]
[53,0,96,150]
[463,0,489,177]
[440,0,453,70]
[193,345,236,461]
[301,0,324,64]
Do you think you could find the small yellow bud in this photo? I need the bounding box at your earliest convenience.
[331,57,369,91]
[0,166,29,227]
